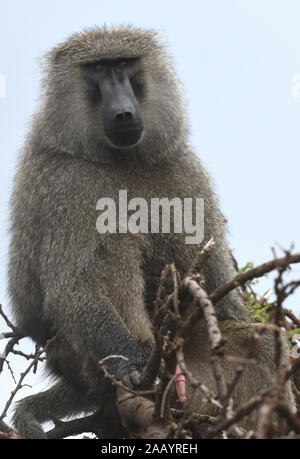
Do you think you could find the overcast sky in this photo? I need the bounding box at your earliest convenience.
[1,0,300,426]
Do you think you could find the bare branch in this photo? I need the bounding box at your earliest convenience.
[209,252,300,305]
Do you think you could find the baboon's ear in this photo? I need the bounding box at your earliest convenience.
[45,36,87,65]
[52,47,68,63]
[47,43,74,64]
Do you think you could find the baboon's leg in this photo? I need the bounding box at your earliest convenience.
[13,379,124,439]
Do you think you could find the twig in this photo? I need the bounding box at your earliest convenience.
[182,277,227,404]
[207,395,265,438]
[99,356,155,396]
[209,252,300,305]
[0,334,57,421]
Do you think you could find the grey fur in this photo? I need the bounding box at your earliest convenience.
[9,26,294,438]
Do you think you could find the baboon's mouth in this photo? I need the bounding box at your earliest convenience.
[105,126,144,148]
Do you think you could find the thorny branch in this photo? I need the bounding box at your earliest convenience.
[1,246,300,439]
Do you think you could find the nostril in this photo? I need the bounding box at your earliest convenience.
[115,113,124,121]
[115,111,133,122]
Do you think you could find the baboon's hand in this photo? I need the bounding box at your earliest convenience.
[111,360,143,388]
[114,341,153,388]
[122,370,142,388]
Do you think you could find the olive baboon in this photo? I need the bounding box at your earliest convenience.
[9,26,294,438]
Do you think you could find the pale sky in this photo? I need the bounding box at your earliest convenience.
[0,0,300,426]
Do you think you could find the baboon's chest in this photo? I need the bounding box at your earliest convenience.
[103,166,203,314]
[142,232,198,317]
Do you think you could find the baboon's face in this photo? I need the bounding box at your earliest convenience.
[82,58,145,148]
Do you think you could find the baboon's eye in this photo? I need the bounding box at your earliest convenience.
[118,61,128,68]
[95,64,102,71]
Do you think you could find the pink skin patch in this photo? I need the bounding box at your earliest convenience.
[175,364,187,404]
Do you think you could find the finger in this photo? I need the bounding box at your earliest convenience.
[123,374,134,388]
[130,370,141,387]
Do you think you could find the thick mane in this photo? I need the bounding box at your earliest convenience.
[46,26,164,65]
